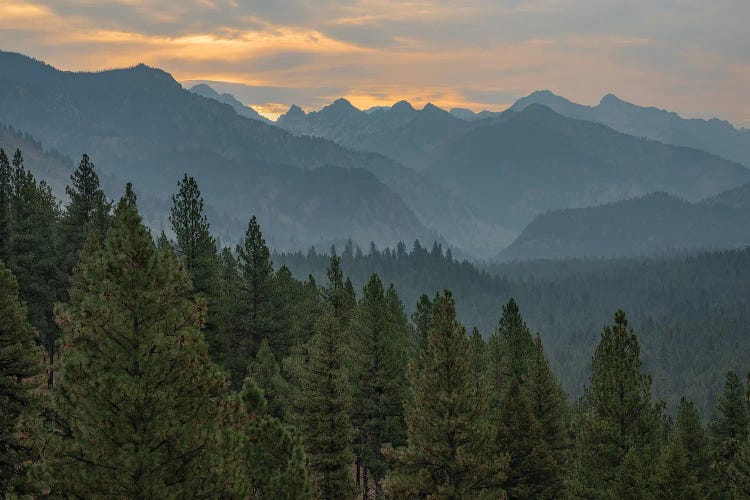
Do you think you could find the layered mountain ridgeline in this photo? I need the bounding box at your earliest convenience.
[500,189,750,260]
[428,105,750,228]
[511,90,750,167]
[189,83,272,124]
[0,123,75,199]
[0,51,506,255]
[276,243,750,412]
[277,98,472,171]
[275,93,748,232]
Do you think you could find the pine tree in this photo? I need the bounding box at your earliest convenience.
[571,310,664,498]
[225,215,281,385]
[351,275,408,497]
[673,397,712,495]
[383,291,507,498]
[247,338,292,421]
[8,151,60,388]
[709,370,750,488]
[296,307,356,498]
[410,293,433,358]
[0,262,45,495]
[469,327,486,377]
[655,438,703,500]
[38,193,229,498]
[60,154,112,284]
[169,174,218,298]
[224,378,314,499]
[0,149,11,263]
[496,379,561,499]
[497,298,535,383]
[525,334,570,471]
[322,255,356,325]
[728,433,750,498]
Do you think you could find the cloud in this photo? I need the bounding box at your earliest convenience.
[1,0,749,125]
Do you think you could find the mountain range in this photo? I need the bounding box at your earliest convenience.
[274,92,749,230]
[0,51,510,256]
[2,50,748,259]
[500,187,750,260]
[510,90,750,168]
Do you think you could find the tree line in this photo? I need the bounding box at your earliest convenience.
[1,148,749,498]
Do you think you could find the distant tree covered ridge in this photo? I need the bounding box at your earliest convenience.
[1,147,749,497]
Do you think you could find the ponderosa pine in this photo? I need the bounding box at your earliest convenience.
[383,291,507,498]
[38,193,229,498]
[0,262,45,495]
[571,310,664,498]
[709,370,750,489]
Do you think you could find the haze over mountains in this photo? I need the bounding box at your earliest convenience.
[1,50,749,260]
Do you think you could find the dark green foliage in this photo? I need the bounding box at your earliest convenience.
[296,308,356,498]
[224,378,314,499]
[709,370,750,486]
[0,262,45,495]
[525,334,570,471]
[7,150,60,388]
[572,311,664,498]
[247,338,292,420]
[169,174,218,298]
[323,255,356,325]
[383,291,507,498]
[60,154,111,283]
[673,397,712,495]
[469,327,486,377]
[350,274,409,496]
[0,149,11,263]
[728,433,750,498]
[221,215,283,386]
[38,196,229,498]
[410,292,433,359]
[496,379,561,499]
[655,438,703,500]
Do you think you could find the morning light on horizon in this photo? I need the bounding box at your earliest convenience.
[1,0,748,125]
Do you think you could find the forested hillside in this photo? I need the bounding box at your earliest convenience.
[2,146,750,497]
[501,191,750,259]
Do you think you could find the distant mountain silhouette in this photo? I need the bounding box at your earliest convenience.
[277,98,471,171]
[499,190,750,260]
[511,90,750,167]
[427,104,750,229]
[189,84,271,124]
[0,51,508,255]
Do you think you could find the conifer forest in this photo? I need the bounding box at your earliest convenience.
[1,148,749,499]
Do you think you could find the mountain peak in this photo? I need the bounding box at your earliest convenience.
[286,104,306,117]
[600,93,625,106]
[391,100,415,112]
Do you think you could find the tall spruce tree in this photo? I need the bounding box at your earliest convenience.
[351,275,408,497]
[60,154,112,285]
[383,291,507,498]
[322,255,356,326]
[38,193,229,498]
[296,307,356,498]
[496,379,561,499]
[571,310,664,498]
[709,370,750,489]
[0,262,45,495]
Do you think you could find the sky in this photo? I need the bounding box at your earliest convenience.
[1,0,748,124]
